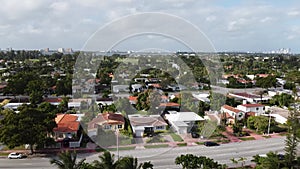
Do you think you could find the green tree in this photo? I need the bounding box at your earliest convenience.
[252,151,284,169]
[50,151,87,169]
[255,76,277,89]
[0,105,56,154]
[175,154,226,169]
[270,93,293,108]
[93,151,117,169]
[58,96,69,113]
[26,80,45,105]
[284,108,299,168]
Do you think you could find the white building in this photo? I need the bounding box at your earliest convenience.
[237,104,265,116]
[128,114,168,137]
[221,105,244,119]
[165,111,205,134]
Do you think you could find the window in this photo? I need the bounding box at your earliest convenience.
[256,108,259,111]
[104,125,111,129]
[156,126,164,130]
[118,125,122,129]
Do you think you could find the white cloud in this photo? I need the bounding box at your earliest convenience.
[206,15,216,22]
[50,1,70,15]
[0,0,299,52]
[260,17,272,23]
[287,10,300,16]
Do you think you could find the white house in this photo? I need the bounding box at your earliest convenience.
[221,105,244,119]
[237,104,265,116]
[228,92,270,103]
[165,111,205,134]
[128,114,168,137]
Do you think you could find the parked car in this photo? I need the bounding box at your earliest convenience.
[8,152,26,159]
[204,141,220,147]
[191,132,200,138]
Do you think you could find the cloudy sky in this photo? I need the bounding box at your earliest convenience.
[1,0,300,53]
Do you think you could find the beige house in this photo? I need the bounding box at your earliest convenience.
[87,113,125,137]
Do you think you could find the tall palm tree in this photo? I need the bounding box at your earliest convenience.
[93,151,117,169]
[116,157,139,169]
[50,150,86,169]
[116,156,153,169]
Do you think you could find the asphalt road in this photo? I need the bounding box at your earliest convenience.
[210,85,264,95]
[0,137,285,169]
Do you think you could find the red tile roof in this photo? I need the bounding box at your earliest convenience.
[129,96,138,101]
[220,112,234,119]
[44,97,62,103]
[222,105,243,113]
[88,113,125,130]
[54,114,80,132]
[160,102,180,107]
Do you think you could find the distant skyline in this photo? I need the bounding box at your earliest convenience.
[1,0,300,53]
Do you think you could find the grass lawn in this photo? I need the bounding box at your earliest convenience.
[108,146,136,151]
[0,152,9,156]
[120,138,133,145]
[177,143,187,147]
[170,133,183,142]
[196,142,204,145]
[262,135,271,138]
[1,145,25,151]
[239,137,256,141]
[279,132,287,136]
[144,144,169,149]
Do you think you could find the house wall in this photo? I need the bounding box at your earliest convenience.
[54,131,77,140]
[221,107,237,117]
[102,124,124,131]
[237,105,265,116]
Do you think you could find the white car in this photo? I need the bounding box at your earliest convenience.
[8,152,26,159]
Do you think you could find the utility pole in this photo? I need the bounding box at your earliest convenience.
[267,112,271,136]
[115,128,119,160]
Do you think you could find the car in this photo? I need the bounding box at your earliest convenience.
[8,152,26,159]
[204,141,220,147]
[191,132,200,138]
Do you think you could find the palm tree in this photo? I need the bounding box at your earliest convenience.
[116,156,139,169]
[115,156,153,169]
[93,151,117,169]
[50,150,86,169]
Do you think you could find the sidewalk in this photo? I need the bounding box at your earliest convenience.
[222,127,242,142]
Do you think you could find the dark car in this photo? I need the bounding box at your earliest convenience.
[204,141,220,147]
[191,132,200,138]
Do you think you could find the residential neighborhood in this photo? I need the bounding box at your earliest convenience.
[2,0,300,168]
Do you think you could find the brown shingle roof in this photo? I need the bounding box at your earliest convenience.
[129,115,167,127]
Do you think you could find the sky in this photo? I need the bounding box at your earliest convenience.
[0,0,300,53]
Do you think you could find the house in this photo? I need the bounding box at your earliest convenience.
[237,104,265,116]
[128,114,168,137]
[52,114,82,148]
[221,105,245,121]
[44,97,62,106]
[53,114,80,141]
[112,85,130,93]
[228,92,270,103]
[87,113,125,137]
[165,111,205,134]
[266,106,290,124]
[128,96,138,105]
[96,98,114,106]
